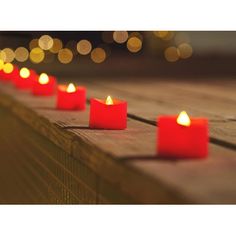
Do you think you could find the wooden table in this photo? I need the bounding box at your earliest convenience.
[0,77,235,203]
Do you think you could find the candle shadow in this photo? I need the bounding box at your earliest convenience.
[120,154,201,162]
[34,106,59,110]
[34,106,86,112]
[62,125,90,129]
[120,155,181,162]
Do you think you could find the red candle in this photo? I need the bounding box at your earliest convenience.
[32,73,56,96]
[0,70,4,81]
[158,111,208,159]
[14,67,37,89]
[89,96,127,130]
[56,83,86,110]
[0,63,18,82]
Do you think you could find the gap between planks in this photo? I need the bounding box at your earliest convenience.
[73,78,236,151]
[1,82,236,203]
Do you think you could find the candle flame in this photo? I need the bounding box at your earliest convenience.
[20,67,30,79]
[66,83,76,93]
[177,111,191,127]
[39,73,49,85]
[105,95,113,105]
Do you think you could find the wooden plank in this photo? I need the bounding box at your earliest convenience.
[76,78,236,148]
[0,108,52,203]
[0,83,156,158]
[5,104,97,203]
[208,120,236,150]
[81,78,235,119]
[163,79,236,104]
[25,139,98,203]
[0,84,75,154]
[125,144,236,204]
[1,81,236,202]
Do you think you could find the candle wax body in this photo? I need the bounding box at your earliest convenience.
[89,98,127,130]
[0,66,19,82]
[56,85,86,110]
[14,70,37,89]
[0,71,4,80]
[158,116,208,159]
[32,76,57,96]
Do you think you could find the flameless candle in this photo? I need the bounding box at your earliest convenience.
[32,73,56,96]
[0,63,18,82]
[14,67,37,89]
[89,96,127,130]
[56,83,86,110]
[0,69,4,81]
[158,111,208,159]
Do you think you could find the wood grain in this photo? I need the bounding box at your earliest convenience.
[76,78,236,148]
[1,80,236,203]
[82,78,235,120]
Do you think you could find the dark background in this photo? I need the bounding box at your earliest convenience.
[1,31,236,79]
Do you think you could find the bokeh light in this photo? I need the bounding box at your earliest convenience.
[164,46,180,62]
[0,50,6,62]
[29,47,45,63]
[129,32,143,41]
[162,32,175,41]
[91,48,106,63]
[113,31,129,44]
[58,48,73,64]
[3,63,13,73]
[15,47,29,62]
[178,43,193,59]
[0,59,4,70]
[20,67,30,78]
[2,48,15,63]
[102,32,114,43]
[174,33,191,45]
[29,39,38,50]
[153,31,169,38]
[38,35,54,50]
[153,31,174,41]
[50,38,63,53]
[77,40,92,55]
[127,37,142,53]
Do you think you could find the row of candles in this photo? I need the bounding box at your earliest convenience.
[0,63,209,160]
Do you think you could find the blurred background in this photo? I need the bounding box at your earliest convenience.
[0,31,236,78]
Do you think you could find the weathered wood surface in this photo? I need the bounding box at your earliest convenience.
[0,79,236,203]
[77,78,236,149]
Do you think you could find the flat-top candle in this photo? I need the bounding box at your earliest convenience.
[32,73,56,96]
[56,83,86,110]
[14,67,37,89]
[158,111,208,159]
[0,63,18,82]
[89,95,127,130]
[0,69,4,81]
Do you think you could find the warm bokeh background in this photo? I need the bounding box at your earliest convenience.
[0,31,236,78]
